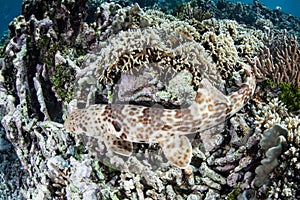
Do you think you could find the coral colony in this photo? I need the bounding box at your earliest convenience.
[0,0,299,199]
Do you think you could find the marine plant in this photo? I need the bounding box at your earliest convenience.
[49,61,76,103]
[264,79,300,113]
[277,82,300,113]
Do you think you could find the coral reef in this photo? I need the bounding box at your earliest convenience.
[249,29,300,113]
[154,0,300,41]
[252,98,300,199]
[0,0,299,199]
[214,0,300,40]
[0,113,27,200]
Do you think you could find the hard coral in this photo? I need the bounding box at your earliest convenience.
[253,98,300,199]
[199,18,264,78]
[95,22,222,89]
[253,30,300,87]
[254,124,287,187]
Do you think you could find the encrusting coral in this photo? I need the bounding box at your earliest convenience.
[253,124,287,187]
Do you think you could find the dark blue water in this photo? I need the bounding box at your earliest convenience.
[0,0,23,43]
[229,0,300,17]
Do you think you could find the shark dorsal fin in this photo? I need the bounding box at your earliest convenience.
[194,78,230,107]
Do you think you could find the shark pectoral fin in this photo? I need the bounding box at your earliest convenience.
[103,132,133,156]
[159,135,192,169]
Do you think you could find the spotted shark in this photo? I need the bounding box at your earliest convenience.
[64,64,255,168]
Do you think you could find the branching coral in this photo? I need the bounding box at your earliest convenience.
[249,30,300,113]
[199,18,264,78]
[95,22,221,89]
[252,30,300,87]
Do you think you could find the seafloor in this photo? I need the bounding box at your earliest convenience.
[0,0,299,199]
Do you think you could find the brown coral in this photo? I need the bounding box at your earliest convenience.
[251,30,300,87]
